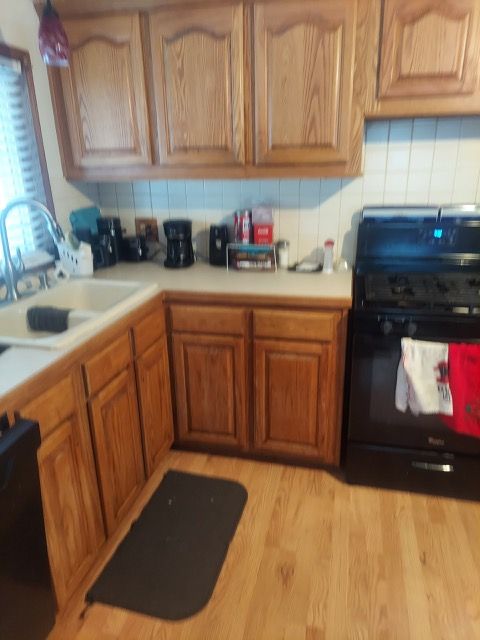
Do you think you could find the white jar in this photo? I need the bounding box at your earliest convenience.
[276,240,289,269]
[323,239,334,274]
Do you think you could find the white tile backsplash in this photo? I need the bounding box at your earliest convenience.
[82,116,480,265]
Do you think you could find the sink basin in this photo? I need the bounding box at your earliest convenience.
[0,279,158,349]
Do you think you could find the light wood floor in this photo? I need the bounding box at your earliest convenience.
[51,451,480,640]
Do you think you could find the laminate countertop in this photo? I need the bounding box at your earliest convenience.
[0,261,352,403]
[94,260,353,305]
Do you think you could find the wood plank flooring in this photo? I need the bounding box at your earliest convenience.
[50,451,480,640]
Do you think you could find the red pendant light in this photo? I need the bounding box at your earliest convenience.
[38,0,69,67]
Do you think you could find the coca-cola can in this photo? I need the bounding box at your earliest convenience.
[240,209,252,244]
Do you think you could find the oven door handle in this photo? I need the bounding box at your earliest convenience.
[411,461,454,473]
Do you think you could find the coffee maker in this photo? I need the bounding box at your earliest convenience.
[209,225,229,266]
[163,219,194,268]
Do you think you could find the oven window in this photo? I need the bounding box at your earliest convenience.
[349,332,480,455]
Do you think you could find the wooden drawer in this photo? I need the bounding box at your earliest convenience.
[83,332,132,396]
[19,371,78,440]
[170,304,247,336]
[253,309,337,342]
[132,308,166,356]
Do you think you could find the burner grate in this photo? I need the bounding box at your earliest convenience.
[364,273,480,310]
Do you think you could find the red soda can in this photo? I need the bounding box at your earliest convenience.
[240,209,251,244]
[234,211,240,242]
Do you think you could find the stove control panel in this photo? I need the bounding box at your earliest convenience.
[378,316,418,337]
[418,226,458,246]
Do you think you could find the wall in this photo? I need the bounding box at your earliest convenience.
[0,0,95,228]
[91,117,480,265]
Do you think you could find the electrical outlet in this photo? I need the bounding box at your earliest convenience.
[135,218,159,242]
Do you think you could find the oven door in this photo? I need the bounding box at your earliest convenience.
[348,312,480,455]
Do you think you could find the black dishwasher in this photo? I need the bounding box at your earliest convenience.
[0,417,56,640]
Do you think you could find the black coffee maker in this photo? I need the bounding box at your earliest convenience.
[209,225,229,266]
[163,219,194,268]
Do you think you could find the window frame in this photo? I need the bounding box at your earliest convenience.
[0,42,55,217]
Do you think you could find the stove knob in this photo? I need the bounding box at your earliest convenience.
[407,321,417,337]
[380,320,393,335]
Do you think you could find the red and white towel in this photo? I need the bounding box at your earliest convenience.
[441,343,480,438]
[395,338,453,416]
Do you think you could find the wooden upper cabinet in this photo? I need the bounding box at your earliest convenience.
[149,4,245,166]
[374,0,480,115]
[60,14,151,168]
[253,0,356,165]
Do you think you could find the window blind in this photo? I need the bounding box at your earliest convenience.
[0,54,52,267]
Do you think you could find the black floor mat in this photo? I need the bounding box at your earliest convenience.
[87,470,248,620]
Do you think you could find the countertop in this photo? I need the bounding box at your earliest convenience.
[0,261,352,404]
[93,260,353,302]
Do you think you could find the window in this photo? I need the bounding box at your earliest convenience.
[0,44,54,267]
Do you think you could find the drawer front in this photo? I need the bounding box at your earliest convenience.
[83,332,132,396]
[133,309,166,356]
[253,309,337,342]
[170,304,246,336]
[20,372,77,440]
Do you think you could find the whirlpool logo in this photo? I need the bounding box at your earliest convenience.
[428,436,445,446]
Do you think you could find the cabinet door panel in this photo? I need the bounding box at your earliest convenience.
[38,415,105,607]
[136,338,174,476]
[61,14,151,168]
[89,366,145,535]
[172,333,247,448]
[149,4,245,165]
[254,339,336,462]
[379,0,480,98]
[253,0,356,165]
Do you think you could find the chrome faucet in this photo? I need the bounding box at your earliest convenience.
[0,197,64,302]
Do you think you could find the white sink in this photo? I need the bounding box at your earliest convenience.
[0,279,158,349]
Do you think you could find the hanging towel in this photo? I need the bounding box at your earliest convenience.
[441,343,480,438]
[395,338,453,416]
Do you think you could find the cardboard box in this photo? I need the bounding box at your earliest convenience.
[252,207,274,245]
[253,223,273,244]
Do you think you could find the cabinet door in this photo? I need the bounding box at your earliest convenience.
[60,14,151,168]
[89,366,145,535]
[136,337,174,476]
[253,0,356,165]
[38,418,105,607]
[21,372,104,608]
[254,339,337,463]
[149,4,245,166]
[172,332,247,448]
[379,0,480,100]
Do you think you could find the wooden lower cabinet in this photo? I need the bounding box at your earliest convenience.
[253,338,338,463]
[172,332,248,449]
[88,366,145,535]
[135,337,174,476]
[20,371,105,608]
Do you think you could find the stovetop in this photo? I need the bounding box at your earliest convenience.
[363,272,480,313]
[354,207,480,315]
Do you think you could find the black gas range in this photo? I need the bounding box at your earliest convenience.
[345,205,480,501]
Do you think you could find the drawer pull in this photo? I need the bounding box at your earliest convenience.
[411,461,454,473]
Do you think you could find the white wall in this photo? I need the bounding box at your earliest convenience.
[92,117,480,265]
[0,0,94,229]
